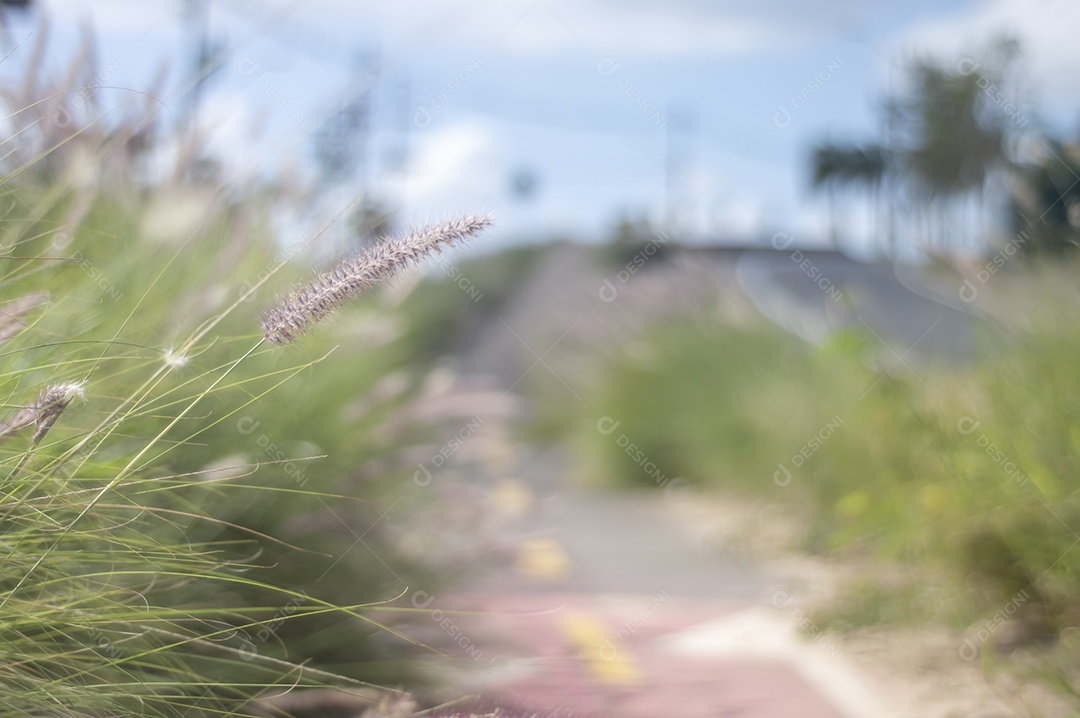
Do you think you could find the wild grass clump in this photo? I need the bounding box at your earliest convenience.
[0,191,492,714]
[0,27,495,715]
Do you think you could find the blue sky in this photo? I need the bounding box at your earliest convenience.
[11,0,1080,252]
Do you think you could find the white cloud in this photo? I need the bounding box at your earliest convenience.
[390,117,503,214]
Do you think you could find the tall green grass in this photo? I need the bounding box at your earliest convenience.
[0,82,491,717]
[0,23,516,718]
[0,173,440,714]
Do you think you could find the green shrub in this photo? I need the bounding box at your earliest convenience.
[567,272,1080,636]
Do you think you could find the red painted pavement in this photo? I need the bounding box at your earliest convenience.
[432,594,849,718]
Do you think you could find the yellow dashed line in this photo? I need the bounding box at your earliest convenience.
[493,478,534,519]
[515,537,571,581]
[561,613,642,685]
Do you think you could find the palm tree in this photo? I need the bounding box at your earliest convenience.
[810,142,889,249]
[889,36,1020,250]
[1009,139,1080,255]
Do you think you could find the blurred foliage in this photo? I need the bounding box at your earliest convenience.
[603,211,671,266]
[395,243,544,362]
[891,36,1018,198]
[809,142,888,246]
[564,317,820,491]
[555,269,1080,646]
[810,35,1062,255]
[1010,139,1080,255]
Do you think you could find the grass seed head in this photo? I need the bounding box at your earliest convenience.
[262,214,492,345]
[0,381,85,444]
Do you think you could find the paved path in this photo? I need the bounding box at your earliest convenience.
[438,594,855,718]
[414,449,890,717]
[408,246,909,716]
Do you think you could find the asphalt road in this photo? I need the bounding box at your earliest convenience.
[734,248,980,361]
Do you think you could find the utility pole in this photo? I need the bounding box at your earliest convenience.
[181,0,216,134]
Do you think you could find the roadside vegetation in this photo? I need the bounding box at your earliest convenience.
[0,30,502,718]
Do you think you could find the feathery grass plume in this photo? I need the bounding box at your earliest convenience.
[0,381,84,444]
[262,214,492,345]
